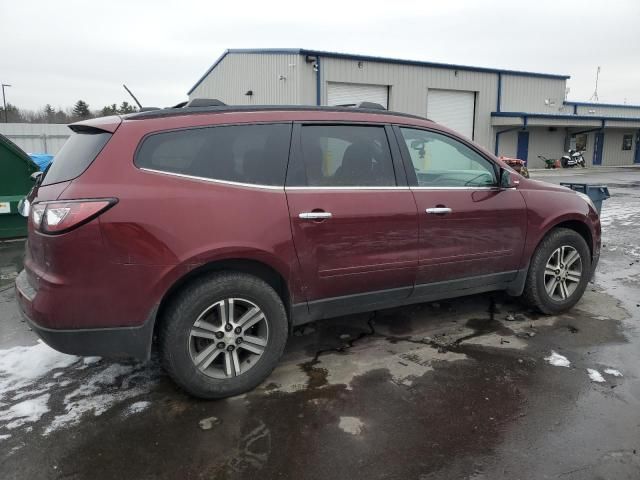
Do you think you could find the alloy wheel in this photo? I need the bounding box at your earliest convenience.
[544,246,583,301]
[188,298,269,379]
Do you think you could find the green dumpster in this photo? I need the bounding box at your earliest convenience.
[0,134,39,239]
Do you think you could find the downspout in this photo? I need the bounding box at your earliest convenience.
[315,56,322,106]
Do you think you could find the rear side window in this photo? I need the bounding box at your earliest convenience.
[291,125,396,186]
[42,131,111,185]
[135,124,292,186]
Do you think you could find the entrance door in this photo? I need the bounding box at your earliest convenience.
[593,132,604,165]
[285,123,418,317]
[516,131,530,163]
[395,126,527,293]
[635,131,640,164]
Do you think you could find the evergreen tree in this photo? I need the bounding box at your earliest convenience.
[72,100,90,119]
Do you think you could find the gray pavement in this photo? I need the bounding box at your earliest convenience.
[1,167,639,479]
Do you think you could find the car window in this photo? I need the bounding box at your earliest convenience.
[296,125,396,187]
[400,128,496,187]
[42,131,111,186]
[135,123,291,186]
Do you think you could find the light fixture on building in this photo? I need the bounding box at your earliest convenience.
[245,90,253,97]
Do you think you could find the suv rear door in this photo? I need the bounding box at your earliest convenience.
[285,123,419,319]
[395,126,527,296]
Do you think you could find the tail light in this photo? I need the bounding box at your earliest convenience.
[31,199,117,234]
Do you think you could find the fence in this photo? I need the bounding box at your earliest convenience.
[0,123,70,155]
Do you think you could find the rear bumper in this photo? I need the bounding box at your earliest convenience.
[15,270,155,360]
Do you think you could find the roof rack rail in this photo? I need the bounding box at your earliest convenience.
[356,101,386,110]
[185,98,227,108]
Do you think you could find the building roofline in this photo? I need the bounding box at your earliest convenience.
[492,111,640,123]
[187,48,571,95]
[564,100,640,110]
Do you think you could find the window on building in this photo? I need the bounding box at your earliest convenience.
[399,128,496,187]
[295,125,396,187]
[622,134,633,151]
[575,134,588,152]
[135,124,292,186]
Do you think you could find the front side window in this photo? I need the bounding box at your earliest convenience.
[400,128,496,187]
[135,123,291,186]
[295,125,396,187]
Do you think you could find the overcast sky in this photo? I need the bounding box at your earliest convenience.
[2,0,639,111]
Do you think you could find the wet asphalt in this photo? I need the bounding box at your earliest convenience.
[1,168,639,479]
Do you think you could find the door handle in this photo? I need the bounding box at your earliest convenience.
[299,211,332,220]
[426,207,452,215]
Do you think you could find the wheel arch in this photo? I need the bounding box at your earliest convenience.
[153,258,293,342]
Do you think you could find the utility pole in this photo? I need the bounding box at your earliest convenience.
[1,83,11,123]
[589,67,600,102]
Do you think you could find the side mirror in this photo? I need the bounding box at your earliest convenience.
[500,168,520,189]
[30,171,43,183]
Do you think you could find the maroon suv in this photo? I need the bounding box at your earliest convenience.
[15,102,600,398]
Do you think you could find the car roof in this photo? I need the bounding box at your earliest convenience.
[124,105,432,123]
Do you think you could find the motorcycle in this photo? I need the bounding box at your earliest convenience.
[560,149,586,168]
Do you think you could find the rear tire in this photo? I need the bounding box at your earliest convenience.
[522,228,591,315]
[159,272,288,399]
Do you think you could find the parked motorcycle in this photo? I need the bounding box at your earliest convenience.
[560,149,586,168]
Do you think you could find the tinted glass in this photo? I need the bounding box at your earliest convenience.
[400,128,496,187]
[296,125,396,187]
[135,124,291,186]
[42,131,111,185]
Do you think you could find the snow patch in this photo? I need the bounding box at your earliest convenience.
[339,416,364,435]
[545,351,571,367]
[125,401,151,416]
[604,368,623,377]
[0,434,11,441]
[0,394,50,430]
[0,341,79,398]
[587,368,605,383]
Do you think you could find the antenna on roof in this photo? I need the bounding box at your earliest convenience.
[123,84,143,109]
[589,66,600,102]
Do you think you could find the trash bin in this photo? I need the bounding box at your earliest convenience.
[560,182,611,215]
[0,134,39,239]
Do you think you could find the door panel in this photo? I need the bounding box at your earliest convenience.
[412,189,527,285]
[286,189,418,300]
[285,123,418,304]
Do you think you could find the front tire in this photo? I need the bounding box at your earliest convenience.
[159,272,288,399]
[522,228,591,314]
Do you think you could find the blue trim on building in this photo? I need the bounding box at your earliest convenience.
[593,132,604,165]
[187,48,571,96]
[516,131,530,163]
[565,100,640,110]
[573,104,578,114]
[492,111,640,123]
[496,73,502,112]
[634,131,640,164]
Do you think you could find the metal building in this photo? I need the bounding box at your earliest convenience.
[188,49,640,167]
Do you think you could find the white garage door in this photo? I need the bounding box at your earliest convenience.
[427,89,475,139]
[327,82,388,109]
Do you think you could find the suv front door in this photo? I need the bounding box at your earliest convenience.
[285,123,418,319]
[395,126,527,296]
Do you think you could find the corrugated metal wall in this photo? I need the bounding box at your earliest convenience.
[601,130,637,166]
[314,56,498,148]
[189,53,301,105]
[500,75,567,114]
[0,123,70,154]
[573,104,640,118]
